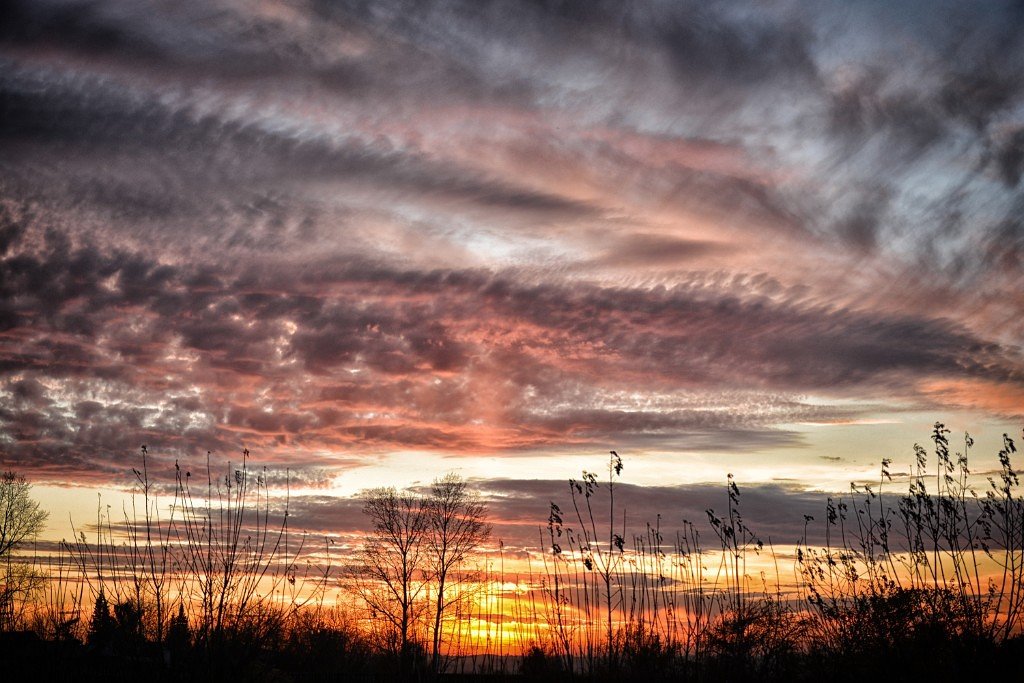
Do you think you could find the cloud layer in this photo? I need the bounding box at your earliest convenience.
[2,1,1023,491]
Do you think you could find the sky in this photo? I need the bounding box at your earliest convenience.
[2,0,1023,550]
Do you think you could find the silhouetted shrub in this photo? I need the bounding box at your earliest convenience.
[520,644,565,681]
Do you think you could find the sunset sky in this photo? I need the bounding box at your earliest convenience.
[2,0,1023,550]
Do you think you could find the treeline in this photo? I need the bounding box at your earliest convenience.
[1,424,1023,682]
[0,449,494,681]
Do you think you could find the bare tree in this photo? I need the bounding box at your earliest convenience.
[0,471,49,629]
[0,471,47,557]
[426,474,490,674]
[358,487,430,670]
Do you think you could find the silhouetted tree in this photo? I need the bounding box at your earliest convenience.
[426,474,490,674]
[0,470,48,630]
[86,590,115,649]
[114,599,145,651]
[166,601,191,666]
[0,471,46,557]
[358,487,430,673]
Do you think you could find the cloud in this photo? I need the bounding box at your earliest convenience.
[456,478,833,551]
[1,0,1023,488]
[2,224,1022,481]
[1,66,600,228]
[283,476,833,552]
[991,127,1024,188]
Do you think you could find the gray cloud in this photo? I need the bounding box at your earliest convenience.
[1,0,1023,487]
[991,128,1024,188]
[1,227,1021,479]
[287,477,853,552]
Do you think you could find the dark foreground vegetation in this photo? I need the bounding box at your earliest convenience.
[1,424,1023,682]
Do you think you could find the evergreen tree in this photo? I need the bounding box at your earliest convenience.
[114,599,144,649]
[167,602,190,651]
[87,591,115,648]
